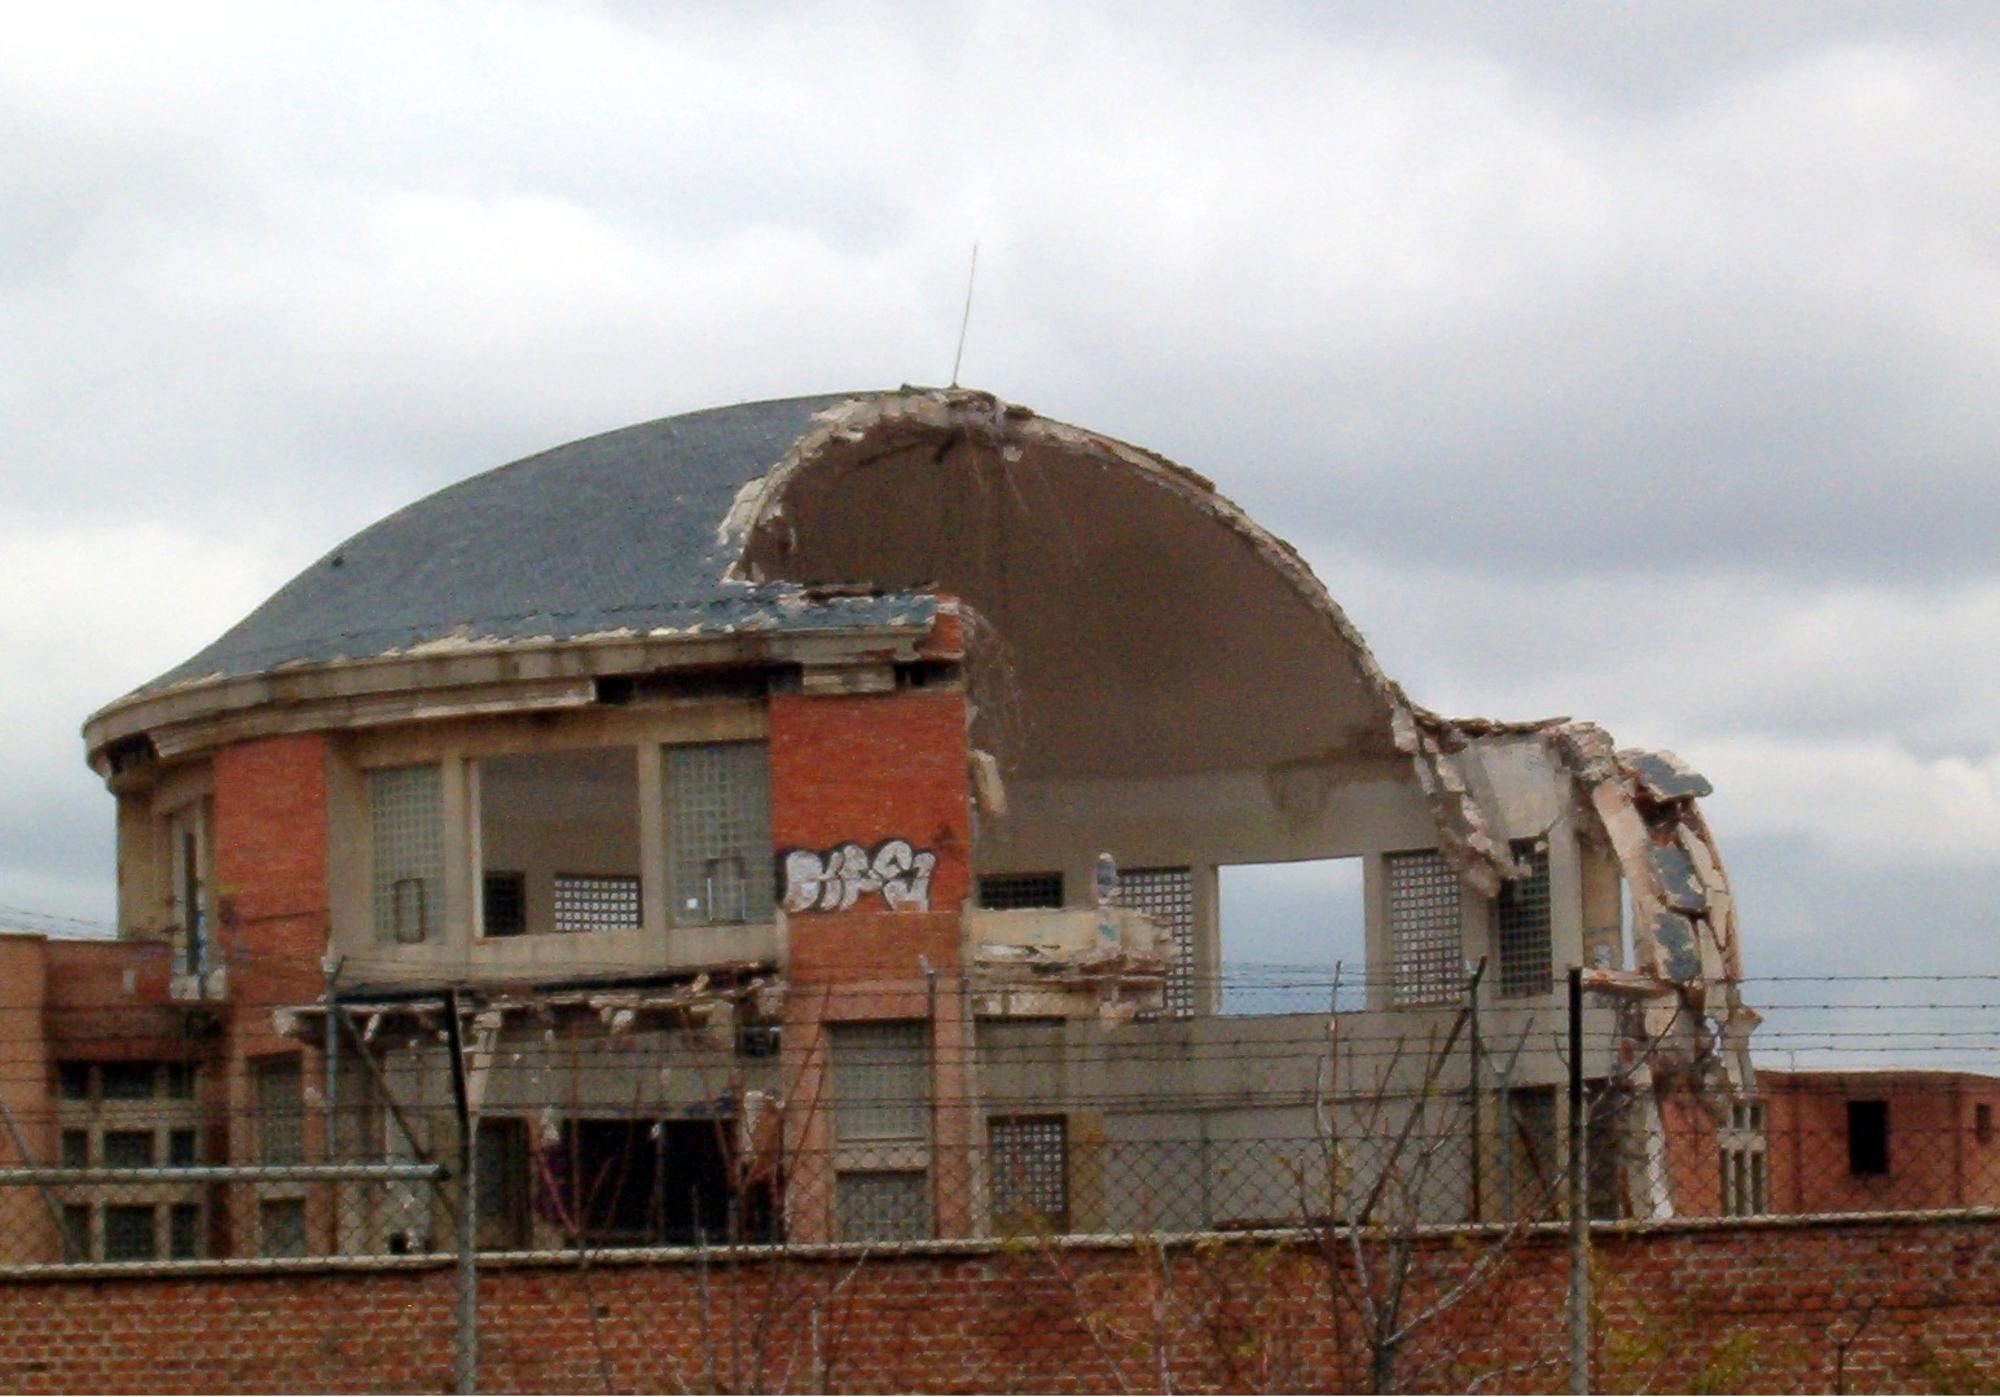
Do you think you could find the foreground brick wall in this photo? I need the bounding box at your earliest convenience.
[5,1214,2000,1394]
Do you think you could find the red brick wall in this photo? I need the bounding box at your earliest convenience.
[1765,1070,2000,1213]
[2,1216,1999,1393]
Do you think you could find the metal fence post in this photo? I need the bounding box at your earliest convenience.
[1567,964,1590,1394]
[444,987,477,1396]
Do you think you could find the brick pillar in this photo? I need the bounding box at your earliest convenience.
[0,936,56,1262]
[769,685,974,1241]
[212,735,331,1247]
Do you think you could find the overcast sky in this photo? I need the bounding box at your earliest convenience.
[3,4,1994,1047]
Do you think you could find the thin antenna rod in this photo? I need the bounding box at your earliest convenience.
[950,241,979,387]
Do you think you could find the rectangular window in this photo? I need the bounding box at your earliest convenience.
[1848,1099,1890,1176]
[978,872,1064,910]
[475,1117,530,1250]
[369,765,444,944]
[478,748,640,936]
[1506,1085,1560,1218]
[552,873,641,932]
[102,1130,154,1169]
[836,1170,928,1243]
[1978,1103,1993,1146]
[168,1128,198,1168]
[1719,1097,1769,1216]
[989,1116,1069,1232]
[831,1022,929,1141]
[1386,850,1463,1007]
[256,1057,305,1166]
[666,743,773,926]
[166,803,209,976]
[1122,867,1196,1020]
[60,1129,89,1169]
[57,1062,91,1101]
[100,1062,156,1100]
[163,1063,196,1100]
[481,871,527,938]
[168,1204,201,1261]
[259,1198,308,1258]
[61,1204,91,1262]
[1496,842,1553,998]
[103,1204,157,1262]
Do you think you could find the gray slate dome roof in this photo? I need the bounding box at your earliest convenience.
[138,391,936,696]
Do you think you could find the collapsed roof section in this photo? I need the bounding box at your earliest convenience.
[722,388,1519,893]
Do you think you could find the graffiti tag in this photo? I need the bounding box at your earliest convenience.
[780,839,937,914]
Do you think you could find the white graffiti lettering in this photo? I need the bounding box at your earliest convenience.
[780,839,938,914]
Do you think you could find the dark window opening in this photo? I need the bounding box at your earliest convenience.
[103,1130,153,1169]
[476,1117,531,1250]
[104,1204,157,1262]
[57,1062,91,1101]
[978,872,1064,910]
[1848,1099,1890,1176]
[1978,1103,1993,1146]
[168,1204,202,1261]
[100,1062,156,1100]
[60,1130,89,1169]
[550,1118,776,1248]
[482,872,527,938]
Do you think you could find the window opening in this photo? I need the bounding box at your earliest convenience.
[558,1118,769,1247]
[369,765,444,944]
[256,1057,305,1166]
[478,748,640,937]
[475,1117,531,1250]
[60,1130,89,1169]
[102,1130,153,1169]
[259,1198,308,1258]
[1848,1099,1890,1176]
[831,1022,930,1141]
[990,1115,1069,1232]
[1121,867,1196,1019]
[168,1204,202,1260]
[666,743,773,926]
[837,1170,928,1243]
[103,1204,157,1262]
[1219,858,1364,1014]
[1978,1103,1993,1146]
[100,1062,156,1101]
[1496,841,1553,998]
[978,872,1064,910]
[1385,850,1462,1007]
[481,871,527,938]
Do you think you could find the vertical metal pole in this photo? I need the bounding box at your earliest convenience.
[322,955,341,1158]
[444,988,477,1396]
[1567,965,1590,1395]
[1467,961,1483,1224]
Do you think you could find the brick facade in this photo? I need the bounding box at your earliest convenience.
[0,1215,1995,1393]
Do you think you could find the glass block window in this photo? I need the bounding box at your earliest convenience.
[168,1204,202,1261]
[1122,867,1196,1019]
[102,1130,153,1169]
[1386,850,1463,1007]
[552,874,641,932]
[104,1204,157,1262]
[978,872,1064,910]
[990,1116,1069,1232]
[256,1057,304,1166]
[1496,842,1553,998]
[260,1198,308,1258]
[482,871,527,938]
[369,765,444,945]
[836,1170,928,1243]
[1720,1098,1768,1217]
[666,743,773,926]
[831,1022,929,1141]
